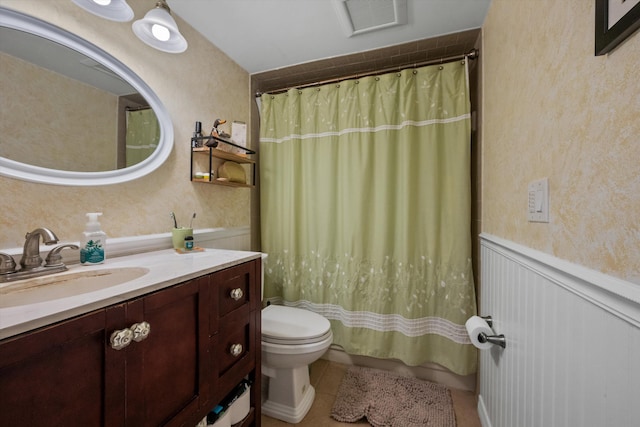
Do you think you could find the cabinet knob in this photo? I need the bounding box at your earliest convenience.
[229,343,243,357]
[131,321,151,342]
[110,328,134,350]
[230,288,244,301]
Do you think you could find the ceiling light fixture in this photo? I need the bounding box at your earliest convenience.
[71,0,134,22]
[132,0,188,54]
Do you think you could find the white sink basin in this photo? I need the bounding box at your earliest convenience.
[0,267,149,308]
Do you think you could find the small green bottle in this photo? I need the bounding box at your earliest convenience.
[184,235,194,251]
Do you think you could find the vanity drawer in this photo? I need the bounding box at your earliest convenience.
[215,305,255,401]
[216,261,256,318]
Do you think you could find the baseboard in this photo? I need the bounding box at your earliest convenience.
[321,345,476,391]
[477,394,492,427]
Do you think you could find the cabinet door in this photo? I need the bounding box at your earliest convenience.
[0,306,126,427]
[124,275,211,427]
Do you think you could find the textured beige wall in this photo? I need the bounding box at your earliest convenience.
[0,0,251,248]
[1,52,117,171]
[482,0,640,284]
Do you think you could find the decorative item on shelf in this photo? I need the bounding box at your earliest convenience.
[211,118,231,139]
[230,121,248,156]
[208,119,229,149]
[218,161,246,184]
[209,119,234,153]
[192,121,204,148]
[193,171,212,180]
[190,120,256,155]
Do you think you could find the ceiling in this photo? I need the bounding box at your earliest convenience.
[168,0,491,75]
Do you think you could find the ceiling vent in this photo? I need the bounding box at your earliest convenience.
[333,0,408,37]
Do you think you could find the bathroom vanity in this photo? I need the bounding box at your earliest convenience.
[0,249,262,427]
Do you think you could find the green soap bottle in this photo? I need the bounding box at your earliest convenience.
[80,212,107,265]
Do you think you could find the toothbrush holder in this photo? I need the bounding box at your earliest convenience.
[171,227,193,249]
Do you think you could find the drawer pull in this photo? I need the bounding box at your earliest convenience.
[110,328,134,350]
[230,288,244,301]
[230,343,243,357]
[131,321,151,342]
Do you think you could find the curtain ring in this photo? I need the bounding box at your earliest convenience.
[396,72,402,77]
[317,87,321,91]
[375,77,380,81]
[355,80,359,84]
[336,84,340,88]
[438,65,444,70]
[412,70,418,75]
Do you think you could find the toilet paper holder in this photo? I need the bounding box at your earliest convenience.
[478,316,506,348]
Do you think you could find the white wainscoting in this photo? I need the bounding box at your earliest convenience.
[1,226,253,266]
[478,234,640,427]
[105,226,252,256]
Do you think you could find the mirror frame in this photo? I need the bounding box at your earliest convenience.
[0,7,173,186]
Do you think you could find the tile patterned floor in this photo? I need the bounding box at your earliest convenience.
[261,360,482,426]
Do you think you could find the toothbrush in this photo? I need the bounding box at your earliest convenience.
[170,212,178,228]
[189,213,196,229]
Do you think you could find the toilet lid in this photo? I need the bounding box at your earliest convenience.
[262,305,331,342]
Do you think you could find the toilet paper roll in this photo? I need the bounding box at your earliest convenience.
[465,316,494,350]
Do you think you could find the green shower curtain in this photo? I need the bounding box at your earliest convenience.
[125,108,159,167]
[259,61,477,375]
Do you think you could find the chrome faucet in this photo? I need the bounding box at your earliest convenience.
[0,252,17,274]
[0,228,78,283]
[20,228,59,271]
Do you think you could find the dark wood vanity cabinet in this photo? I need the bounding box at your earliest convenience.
[0,258,261,427]
[0,307,115,426]
[125,274,211,427]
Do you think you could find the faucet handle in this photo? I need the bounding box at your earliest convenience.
[0,252,17,274]
[45,244,79,267]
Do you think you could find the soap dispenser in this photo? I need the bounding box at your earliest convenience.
[81,212,107,265]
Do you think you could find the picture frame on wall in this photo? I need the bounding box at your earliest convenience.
[595,0,640,55]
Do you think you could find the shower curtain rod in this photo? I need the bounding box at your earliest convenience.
[125,105,151,111]
[255,48,478,97]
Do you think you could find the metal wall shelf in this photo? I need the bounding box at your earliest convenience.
[190,147,255,187]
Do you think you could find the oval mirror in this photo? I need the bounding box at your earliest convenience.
[0,7,173,186]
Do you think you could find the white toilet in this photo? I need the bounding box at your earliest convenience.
[261,304,333,423]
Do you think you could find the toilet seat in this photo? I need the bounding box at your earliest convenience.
[262,329,333,346]
[262,305,331,345]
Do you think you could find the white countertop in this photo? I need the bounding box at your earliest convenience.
[0,248,262,340]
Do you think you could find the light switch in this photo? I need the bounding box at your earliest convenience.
[528,178,549,222]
